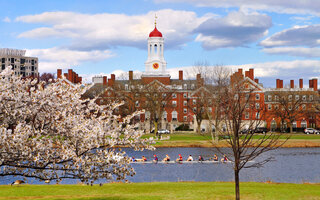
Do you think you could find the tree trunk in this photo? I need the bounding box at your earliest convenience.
[154,121,158,136]
[196,120,202,134]
[235,169,240,200]
[289,123,293,133]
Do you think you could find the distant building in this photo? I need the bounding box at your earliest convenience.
[0,48,38,77]
[85,21,320,133]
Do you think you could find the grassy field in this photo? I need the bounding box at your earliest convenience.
[1,182,320,200]
[143,132,320,148]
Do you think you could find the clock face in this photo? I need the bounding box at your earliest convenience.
[152,63,159,70]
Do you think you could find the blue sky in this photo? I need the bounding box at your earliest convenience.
[0,0,320,87]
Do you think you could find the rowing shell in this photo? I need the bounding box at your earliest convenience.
[130,160,255,164]
[131,160,231,164]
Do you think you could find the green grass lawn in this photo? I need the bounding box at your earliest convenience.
[1,182,320,200]
[142,132,320,147]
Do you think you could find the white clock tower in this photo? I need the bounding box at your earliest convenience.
[143,19,169,77]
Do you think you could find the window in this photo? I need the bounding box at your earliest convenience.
[191,84,195,89]
[302,95,306,101]
[245,94,249,100]
[193,99,196,105]
[145,111,150,119]
[302,104,306,110]
[268,95,272,101]
[256,112,260,119]
[245,103,249,109]
[234,94,239,100]
[288,95,292,101]
[172,111,178,121]
[183,116,187,121]
[268,104,272,110]
[162,93,167,98]
[245,112,249,119]
[163,111,167,121]
[183,101,187,106]
[183,93,187,98]
[172,93,177,98]
[293,121,297,128]
[154,93,158,97]
[301,120,307,128]
[295,95,299,101]
[207,107,212,112]
[255,103,260,109]
[125,84,129,90]
[193,107,196,113]
[172,101,177,107]
[162,101,166,106]
[255,94,260,100]
[310,95,314,101]
[183,84,187,89]
[275,95,279,101]
[288,105,292,110]
[183,108,187,114]
[135,101,140,107]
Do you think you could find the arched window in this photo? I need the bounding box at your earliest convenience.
[145,111,150,120]
[172,111,177,121]
[271,120,277,132]
[154,44,157,54]
[163,111,167,121]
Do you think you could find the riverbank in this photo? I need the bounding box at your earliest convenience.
[149,132,320,148]
[1,182,320,199]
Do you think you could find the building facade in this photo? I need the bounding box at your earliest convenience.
[0,48,38,77]
[86,24,319,133]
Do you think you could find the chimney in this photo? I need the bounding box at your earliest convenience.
[290,80,294,88]
[108,74,115,86]
[68,69,73,82]
[276,79,280,88]
[299,79,303,88]
[64,73,68,79]
[75,73,79,83]
[196,74,203,87]
[313,79,318,91]
[309,79,314,88]
[103,76,107,85]
[129,71,133,81]
[179,70,183,80]
[79,77,82,83]
[57,69,62,79]
[245,71,249,78]
[280,80,283,88]
[249,68,254,80]
[254,78,259,84]
[238,68,243,75]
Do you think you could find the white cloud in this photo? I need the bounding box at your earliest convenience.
[16,10,209,50]
[194,11,271,49]
[2,17,11,23]
[25,47,114,72]
[260,25,320,48]
[263,47,320,57]
[154,0,320,16]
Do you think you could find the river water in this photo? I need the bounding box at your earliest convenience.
[1,147,320,184]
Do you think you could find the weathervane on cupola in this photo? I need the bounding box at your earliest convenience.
[143,14,169,77]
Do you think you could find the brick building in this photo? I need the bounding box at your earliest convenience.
[84,23,319,133]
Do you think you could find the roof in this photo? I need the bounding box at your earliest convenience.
[149,26,162,37]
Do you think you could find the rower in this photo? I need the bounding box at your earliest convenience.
[221,154,228,162]
[176,154,183,162]
[198,155,204,161]
[131,156,137,162]
[187,155,193,161]
[162,154,170,162]
[153,154,158,163]
[142,156,147,162]
[213,154,218,161]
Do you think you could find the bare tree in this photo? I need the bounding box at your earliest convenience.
[216,75,288,200]
[271,91,307,133]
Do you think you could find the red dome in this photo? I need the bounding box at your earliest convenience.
[149,26,162,37]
